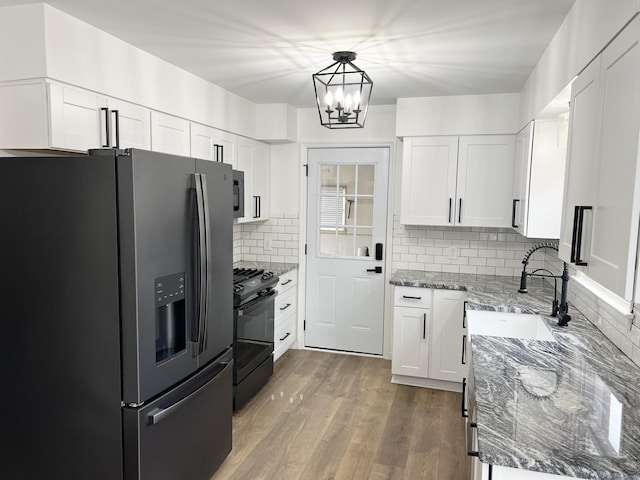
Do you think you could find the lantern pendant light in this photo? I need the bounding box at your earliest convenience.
[312,51,373,129]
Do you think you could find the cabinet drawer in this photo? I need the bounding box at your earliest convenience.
[394,286,431,308]
[274,313,296,361]
[275,287,297,319]
[277,269,297,294]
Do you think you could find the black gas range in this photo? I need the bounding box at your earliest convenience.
[232,267,279,411]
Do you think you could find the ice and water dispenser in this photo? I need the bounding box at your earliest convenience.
[155,273,186,363]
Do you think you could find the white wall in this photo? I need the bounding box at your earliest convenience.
[41,5,257,137]
[518,0,640,128]
[0,4,46,82]
[270,143,300,217]
[396,93,520,137]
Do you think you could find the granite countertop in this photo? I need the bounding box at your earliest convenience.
[234,260,298,277]
[390,269,640,479]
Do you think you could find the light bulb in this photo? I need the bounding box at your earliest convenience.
[335,87,344,104]
[345,93,353,112]
[353,89,361,108]
[325,91,333,108]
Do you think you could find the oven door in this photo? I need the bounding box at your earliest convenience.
[234,290,276,383]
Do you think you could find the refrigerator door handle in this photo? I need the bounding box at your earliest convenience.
[194,174,207,355]
[199,173,212,354]
[147,360,231,425]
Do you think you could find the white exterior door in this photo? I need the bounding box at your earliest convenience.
[305,147,389,355]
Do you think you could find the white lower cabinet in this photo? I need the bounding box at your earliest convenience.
[274,269,297,361]
[429,289,468,382]
[392,286,467,391]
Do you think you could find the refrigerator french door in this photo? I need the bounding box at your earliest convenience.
[0,149,233,480]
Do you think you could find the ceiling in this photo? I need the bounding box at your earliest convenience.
[1,0,575,108]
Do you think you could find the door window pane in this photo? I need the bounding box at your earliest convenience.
[317,161,378,258]
[357,165,375,195]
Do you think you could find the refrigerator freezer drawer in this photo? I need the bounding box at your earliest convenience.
[123,348,233,480]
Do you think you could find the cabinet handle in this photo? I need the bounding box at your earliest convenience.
[423,312,426,339]
[462,334,467,365]
[279,303,292,311]
[257,195,262,218]
[458,198,462,223]
[253,196,260,218]
[279,332,291,342]
[512,199,520,228]
[461,377,468,418]
[570,205,580,263]
[462,301,467,328]
[101,107,110,147]
[466,421,479,457]
[281,279,292,286]
[402,295,422,300]
[575,206,592,266]
[112,110,120,149]
[215,144,224,162]
[448,198,453,223]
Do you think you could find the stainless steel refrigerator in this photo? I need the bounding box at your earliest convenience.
[0,148,234,480]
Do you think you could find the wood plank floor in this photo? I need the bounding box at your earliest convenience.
[210,350,471,480]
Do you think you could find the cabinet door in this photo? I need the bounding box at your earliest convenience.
[456,135,515,227]
[558,57,601,264]
[49,83,105,152]
[236,136,253,223]
[252,140,270,221]
[106,98,151,150]
[236,137,270,223]
[400,136,458,225]
[429,289,467,383]
[589,17,640,300]
[392,306,429,377]
[190,122,215,160]
[150,111,190,156]
[212,129,238,168]
[512,122,533,235]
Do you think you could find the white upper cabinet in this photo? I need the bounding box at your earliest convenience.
[400,136,458,225]
[559,57,601,264]
[105,97,151,150]
[190,123,237,166]
[190,122,216,161]
[150,111,191,157]
[49,82,105,152]
[512,122,533,234]
[512,117,567,239]
[401,135,515,227]
[0,80,151,152]
[212,128,237,168]
[236,136,270,223]
[457,135,515,227]
[560,15,640,302]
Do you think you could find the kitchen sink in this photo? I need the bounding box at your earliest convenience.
[467,310,556,342]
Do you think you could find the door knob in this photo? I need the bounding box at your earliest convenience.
[366,266,382,274]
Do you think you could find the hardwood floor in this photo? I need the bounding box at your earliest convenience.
[211,350,471,480]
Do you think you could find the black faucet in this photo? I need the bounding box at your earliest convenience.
[518,242,571,327]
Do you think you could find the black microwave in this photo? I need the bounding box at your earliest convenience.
[232,170,244,219]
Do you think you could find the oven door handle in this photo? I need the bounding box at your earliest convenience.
[237,290,277,316]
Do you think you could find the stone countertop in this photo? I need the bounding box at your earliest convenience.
[390,269,640,479]
[234,261,298,277]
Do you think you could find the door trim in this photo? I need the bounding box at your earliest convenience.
[297,141,397,359]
